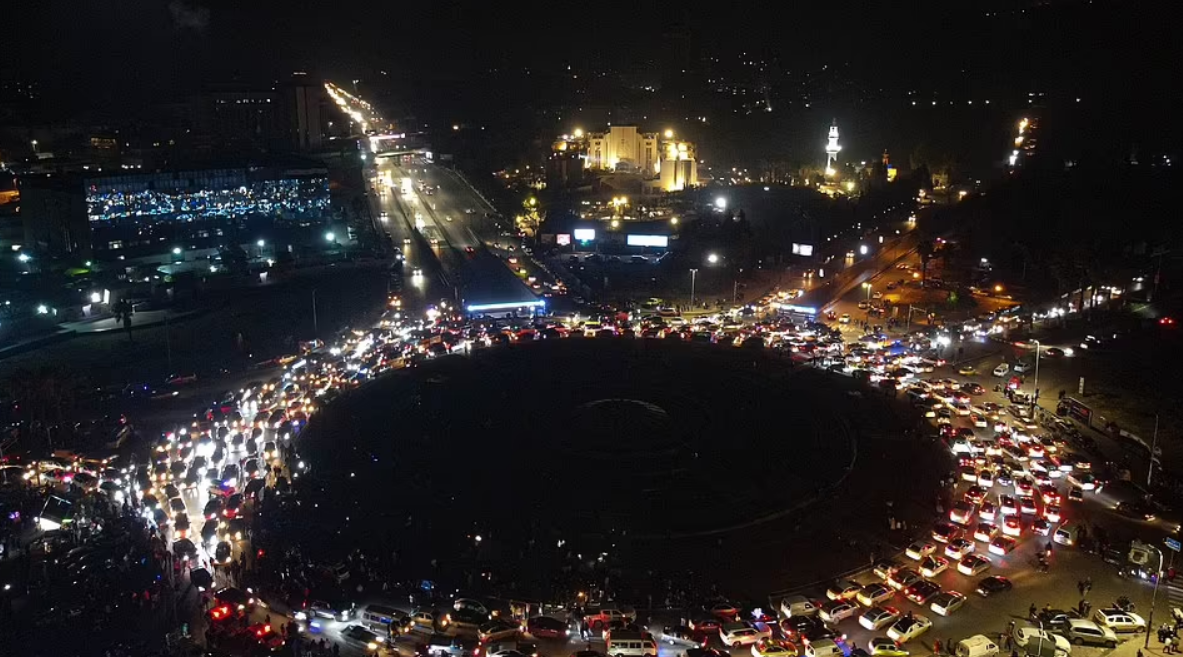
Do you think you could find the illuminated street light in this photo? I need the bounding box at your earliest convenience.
[36,304,49,315]
[994,284,1004,293]
[573,128,584,138]
[17,253,30,263]
[664,129,674,139]
[172,247,182,255]
[707,253,720,264]
[611,219,620,229]
[859,244,869,255]
[257,239,266,248]
[325,232,336,242]
[670,217,679,225]
[90,292,102,304]
[714,197,727,210]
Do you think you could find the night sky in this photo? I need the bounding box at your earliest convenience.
[7,0,1179,168]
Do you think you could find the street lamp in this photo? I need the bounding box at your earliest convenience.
[172,247,182,256]
[707,253,720,265]
[1031,339,1041,404]
[714,197,727,210]
[17,253,30,263]
[859,244,869,256]
[690,269,699,308]
[862,282,872,301]
[325,231,335,243]
[257,239,266,248]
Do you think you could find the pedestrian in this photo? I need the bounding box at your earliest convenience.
[1077,580,1085,597]
[1029,603,1038,620]
[934,639,942,655]
[1138,649,1144,657]
[1084,577,1093,594]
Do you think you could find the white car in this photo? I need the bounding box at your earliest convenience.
[929,592,966,617]
[958,554,991,576]
[920,556,949,578]
[1012,627,1072,652]
[887,615,933,643]
[819,601,859,624]
[970,414,989,429]
[950,501,976,525]
[1000,495,1019,516]
[992,363,1010,377]
[1067,473,1097,491]
[906,541,937,561]
[721,626,763,647]
[1013,361,1032,373]
[859,606,902,631]
[978,470,995,488]
[945,539,974,560]
[979,501,997,522]
[1092,609,1147,633]
[1019,496,1039,515]
[857,583,895,607]
[826,580,863,601]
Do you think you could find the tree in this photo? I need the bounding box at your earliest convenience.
[918,238,936,284]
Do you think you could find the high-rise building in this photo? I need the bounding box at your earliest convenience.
[584,126,661,175]
[552,126,699,192]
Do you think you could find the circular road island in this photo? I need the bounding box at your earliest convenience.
[298,339,945,599]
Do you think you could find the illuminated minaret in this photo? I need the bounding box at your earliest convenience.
[825,120,841,175]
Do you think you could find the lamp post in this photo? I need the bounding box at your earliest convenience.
[862,282,873,301]
[1031,339,1041,406]
[1146,545,1174,649]
[690,269,699,308]
[311,289,319,335]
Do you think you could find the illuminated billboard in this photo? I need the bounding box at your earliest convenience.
[791,243,814,257]
[556,234,571,246]
[626,234,669,248]
[573,228,596,242]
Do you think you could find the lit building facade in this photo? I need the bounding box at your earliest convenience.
[553,126,698,192]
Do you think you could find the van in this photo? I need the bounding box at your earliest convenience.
[362,604,407,632]
[605,630,657,657]
[805,639,844,657]
[1053,522,1080,546]
[956,635,1000,657]
[779,595,817,618]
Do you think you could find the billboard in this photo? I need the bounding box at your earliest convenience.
[626,234,670,248]
[573,228,596,242]
[791,243,814,257]
[556,233,571,246]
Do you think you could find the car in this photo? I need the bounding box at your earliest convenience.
[919,556,949,578]
[978,501,997,522]
[949,502,976,525]
[887,568,922,591]
[929,591,966,617]
[839,314,851,324]
[778,616,823,642]
[1067,473,1096,491]
[989,536,1017,555]
[873,560,902,581]
[1001,515,1023,537]
[1063,619,1117,648]
[869,638,909,657]
[859,606,902,631]
[689,617,723,633]
[887,615,932,643]
[945,538,974,560]
[993,364,1010,377]
[957,365,976,376]
[660,626,700,647]
[818,601,859,624]
[905,541,937,561]
[1044,505,1062,523]
[526,616,568,639]
[975,576,1012,597]
[964,486,988,505]
[999,495,1018,516]
[1115,501,1156,521]
[1033,518,1053,536]
[480,620,521,643]
[904,581,942,605]
[1092,609,1147,633]
[1068,487,1084,502]
[957,554,990,576]
[342,624,383,652]
[857,583,894,607]
[972,523,998,543]
[977,469,995,487]
[721,625,764,647]
[1011,627,1072,653]
[931,523,961,544]
[1020,496,1040,515]
[827,580,863,601]
[970,414,989,428]
[711,603,742,620]
[752,640,798,657]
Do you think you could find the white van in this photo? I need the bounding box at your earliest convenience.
[605,630,657,657]
[1053,522,1080,546]
[805,639,844,657]
[779,595,818,618]
[957,635,1000,657]
[361,604,407,632]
